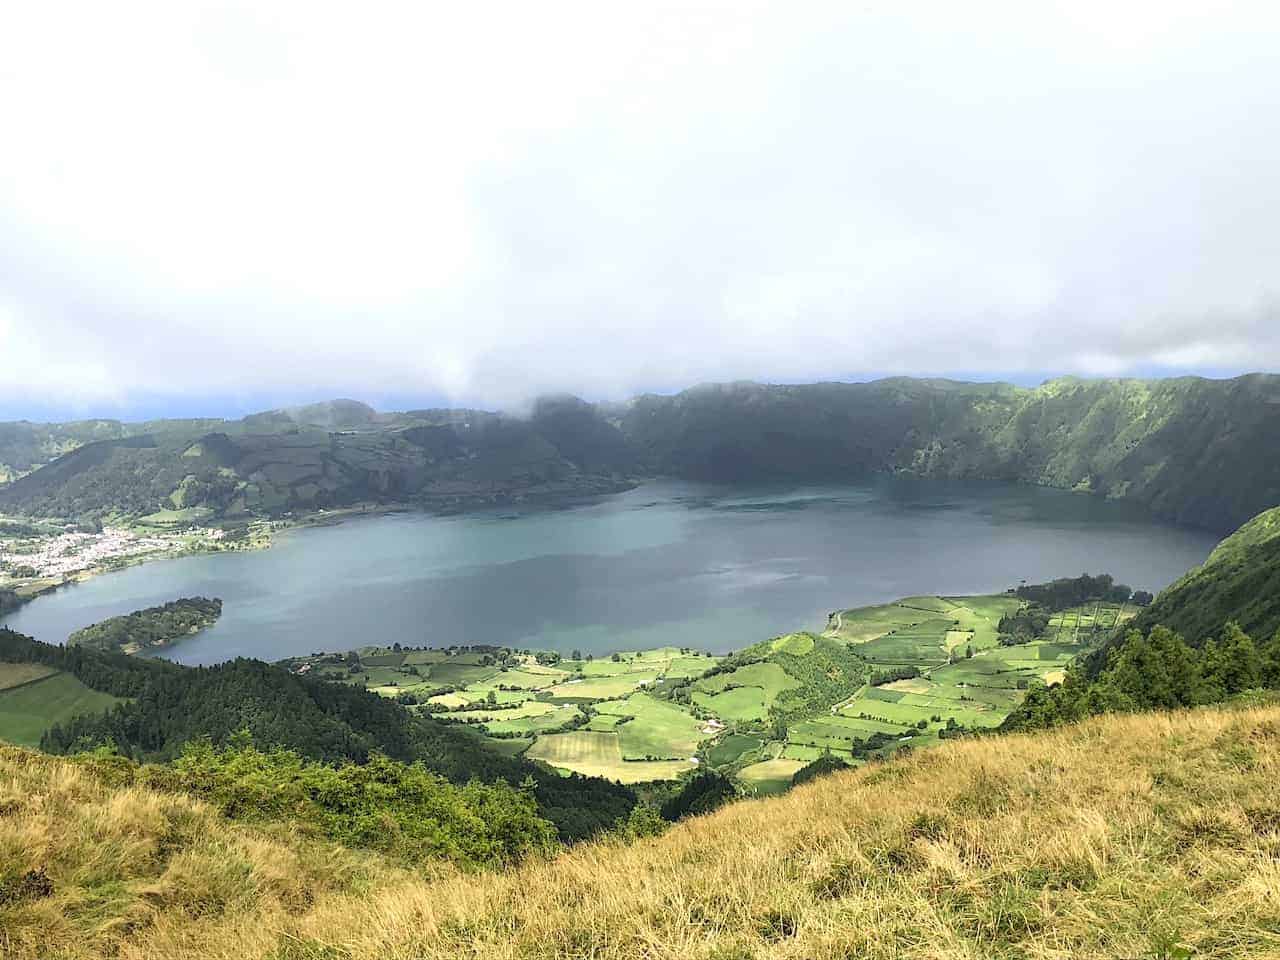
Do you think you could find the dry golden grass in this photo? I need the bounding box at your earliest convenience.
[5,705,1280,959]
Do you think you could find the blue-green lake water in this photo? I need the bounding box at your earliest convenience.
[1,479,1219,665]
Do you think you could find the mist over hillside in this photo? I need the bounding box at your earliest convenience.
[3,374,1278,534]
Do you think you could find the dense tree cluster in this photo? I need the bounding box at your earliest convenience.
[1013,573,1132,611]
[68,597,222,652]
[659,771,737,822]
[997,606,1052,645]
[869,665,921,686]
[1003,623,1280,731]
[791,753,849,786]
[767,636,869,723]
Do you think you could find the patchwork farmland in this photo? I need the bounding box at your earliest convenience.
[281,584,1135,795]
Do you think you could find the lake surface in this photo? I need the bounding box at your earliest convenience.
[1,479,1219,665]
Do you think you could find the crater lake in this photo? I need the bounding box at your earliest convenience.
[1,478,1220,665]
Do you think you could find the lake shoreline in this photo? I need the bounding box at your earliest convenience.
[1,478,1220,666]
[1,480,644,623]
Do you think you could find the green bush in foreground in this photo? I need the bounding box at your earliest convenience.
[82,740,557,869]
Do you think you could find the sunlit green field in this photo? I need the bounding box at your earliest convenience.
[292,592,1108,789]
[524,731,694,783]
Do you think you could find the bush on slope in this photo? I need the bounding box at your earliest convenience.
[0,628,635,842]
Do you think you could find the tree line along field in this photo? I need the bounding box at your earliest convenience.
[278,584,1133,795]
[0,661,123,747]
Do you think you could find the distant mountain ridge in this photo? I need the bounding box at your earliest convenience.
[2,375,1279,532]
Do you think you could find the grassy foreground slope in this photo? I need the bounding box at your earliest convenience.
[7,703,1280,960]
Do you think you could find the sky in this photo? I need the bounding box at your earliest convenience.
[2,1,1279,422]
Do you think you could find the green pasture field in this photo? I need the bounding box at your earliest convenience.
[737,758,807,795]
[692,685,767,722]
[474,667,569,690]
[525,731,693,783]
[451,700,558,724]
[779,743,825,762]
[545,672,659,700]
[705,733,763,766]
[830,594,1022,655]
[855,621,954,664]
[594,693,705,760]
[358,665,419,687]
[425,662,500,686]
[694,661,798,704]
[790,714,905,745]
[135,506,214,526]
[401,650,449,666]
[862,686,999,727]
[0,662,59,691]
[826,601,936,644]
[839,696,937,727]
[663,654,721,678]
[771,633,814,656]
[0,671,123,747]
[359,651,407,667]
[427,692,471,709]
[482,737,532,757]
[482,703,581,736]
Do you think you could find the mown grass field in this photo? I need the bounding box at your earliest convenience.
[0,667,123,747]
[524,730,694,783]
[690,660,798,721]
[736,757,807,795]
[0,661,58,690]
[596,693,705,760]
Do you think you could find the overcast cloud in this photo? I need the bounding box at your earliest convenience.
[2,1,1279,418]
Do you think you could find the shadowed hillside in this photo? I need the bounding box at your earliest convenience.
[4,374,1279,532]
[4,702,1278,959]
[620,374,1280,532]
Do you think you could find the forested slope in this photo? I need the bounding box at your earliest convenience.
[0,397,637,520]
[0,629,634,841]
[1002,503,1280,731]
[1129,504,1280,643]
[620,373,1280,532]
[3,374,1279,532]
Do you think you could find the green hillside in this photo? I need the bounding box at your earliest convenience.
[4,374,1280,531]
[0,397,637,522]
[0,664,122,747]
[619,373,1280,532]
[1130,504,1280,643]
[1003,505,1280,732]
